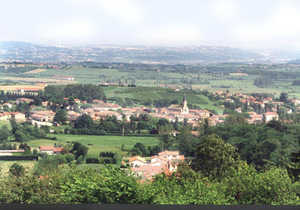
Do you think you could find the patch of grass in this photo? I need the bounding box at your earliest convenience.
[26,134,159,158]
[0,161,37,178]
[0,120,11,129]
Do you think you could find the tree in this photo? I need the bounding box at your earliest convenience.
[33,96,42,106]
[279,92,288,103]
[157,118,170,128]
[158,124,174,150]
[14,130,29,142]
[74,114,94,129]
[192,134,240,179]
[71,142,89,159]
[176,126,197,156]
[225,113,247,125]
[9,163,25,177]
[131,142,149,156]
[53,109,68,124]
[0,125,10,141]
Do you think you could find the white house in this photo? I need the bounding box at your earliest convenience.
[264,112,279,123]
[128,156,146,167]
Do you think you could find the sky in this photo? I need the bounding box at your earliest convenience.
[1,0,300,48]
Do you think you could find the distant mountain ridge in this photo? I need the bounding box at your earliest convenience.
[0,41,265,64]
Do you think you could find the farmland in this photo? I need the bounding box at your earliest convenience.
[1,63,300,98]
[26,134,159,163]
[0,161,36,178]
[25,69,46,74]
[104,86,222,113]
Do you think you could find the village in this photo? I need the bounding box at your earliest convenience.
[1,86,296,129]
[0,85,298,180]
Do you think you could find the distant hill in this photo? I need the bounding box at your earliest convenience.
[0,41,265,64]
[287,59,300,64]
[0,41,36,50]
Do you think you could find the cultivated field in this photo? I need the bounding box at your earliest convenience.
[0,77,77,84]
[25,69,46,74]
[104,86,223,113]
[0,85,45,91]
[0,161,37,178]
[26,134,159,159]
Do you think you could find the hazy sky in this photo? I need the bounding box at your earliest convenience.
[1,0,300,48]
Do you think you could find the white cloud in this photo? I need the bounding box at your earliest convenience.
[92,0,143,24]
[139,25,203,44]
[212,0,237,20]
[38,20,94,41]
[234,4,300,46]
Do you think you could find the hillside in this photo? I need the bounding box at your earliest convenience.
[0,41,265,64]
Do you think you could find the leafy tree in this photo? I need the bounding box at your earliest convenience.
[223,163,300,205]
[33,96,42,106]
[74,114,94,129]
[9,163,25,177]
[32,149,38,155]
[71,142,89,159]
[53,109,68,124]
[192,134,240,179]
[157,118,170,128]
[148,145,163,156]
[0,125,10,141]
[10,118,19,135]
[176,126,197,156]
[279,92,288,103]
[131,143,148,156]
[14,130,30,142]
[158,124,174,150]
[225,113,247,125]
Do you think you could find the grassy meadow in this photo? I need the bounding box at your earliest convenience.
[26,134,159,163]
[0,161,37,178]
[2,64,300,98]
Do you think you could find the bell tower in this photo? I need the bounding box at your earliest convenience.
[181,94,189,114]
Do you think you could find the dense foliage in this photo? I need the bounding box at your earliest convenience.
[0,163,298,204]
[44,84,106,102]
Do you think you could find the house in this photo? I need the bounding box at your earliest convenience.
[30,110,55,122]
[1,103,13,109]
[74,99,81,104]
[15,98,34,104]
[15,87,42,95]
[67,111,81,122]
[92,99,105,105]
[235,107,242,113]
[128,150,184,181]
[263,112,279,123]
[225,98,234,103]
[0,150,24,156]
[11,112,26,122]
[0,112,12,121]
[39,146,63,155]
[128,156,146,167]
[52,76,74,80]
[191,130,200,137]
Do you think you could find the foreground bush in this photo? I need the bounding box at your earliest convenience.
[0,164,299,204]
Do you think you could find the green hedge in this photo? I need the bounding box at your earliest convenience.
[0,156,38,161]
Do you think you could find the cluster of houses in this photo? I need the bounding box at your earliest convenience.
[1,89,300,131]
[208,90,293,125]
[123,150,185,181]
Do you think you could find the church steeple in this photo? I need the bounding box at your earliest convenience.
[181,94,189,114]
[182,94,186,104]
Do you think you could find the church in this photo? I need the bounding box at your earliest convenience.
[168,94,189,115]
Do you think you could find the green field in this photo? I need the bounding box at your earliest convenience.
[26,134,159,161]
[0,161,37,178]
[104,86,223,113]
[0,120,11,129]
